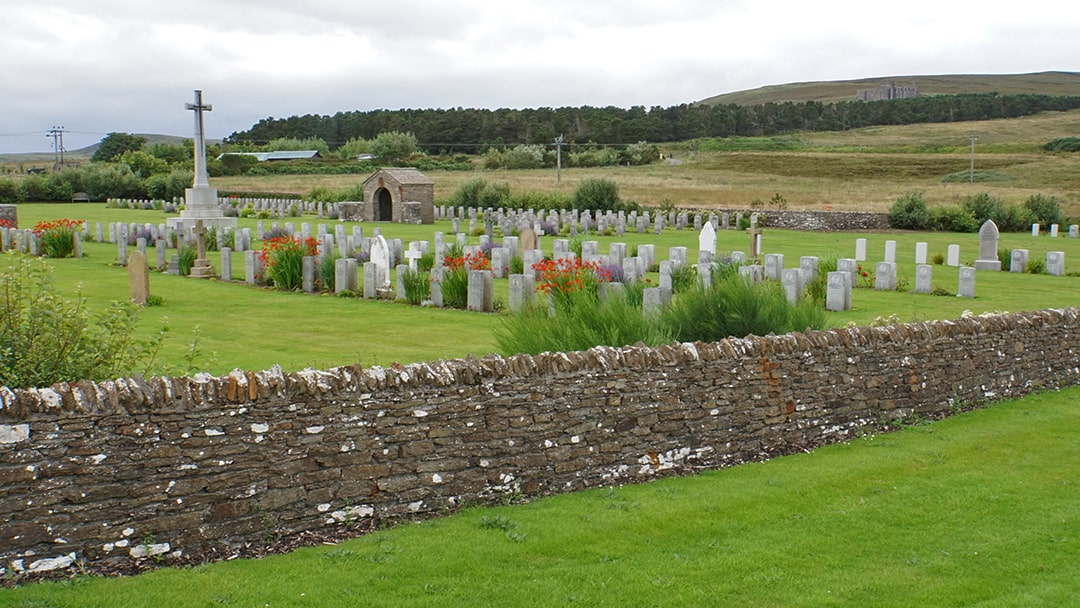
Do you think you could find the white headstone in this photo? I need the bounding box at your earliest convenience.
[855,238,867,262]
[914,242,928,265]
[1046,251,1065,276]
[914,264,932,294]
[957,266,976,298]
[371,235,391,289]
[1010,249,1029,273]
[947,244,960,267]
[698,223,716,256]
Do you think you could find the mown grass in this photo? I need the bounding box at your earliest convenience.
[10,203,1080,375]
[5,387,1078,606]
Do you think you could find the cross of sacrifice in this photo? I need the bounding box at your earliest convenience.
[186,90,213,189]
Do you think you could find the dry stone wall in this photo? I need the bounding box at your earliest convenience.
[2,309,1078,575]
[742,209,891,231]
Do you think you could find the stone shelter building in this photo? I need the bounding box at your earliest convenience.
[354,168,435,224]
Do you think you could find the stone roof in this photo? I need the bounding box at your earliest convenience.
[363,167,434,186]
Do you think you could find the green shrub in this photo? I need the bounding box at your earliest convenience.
[1026,258,1046,274]
[960,193,1003,224]
[451,178,511,209]
[572,178,625,213]
[0,252,163,388]
[928,205,978,233]
[931,252,945,265]
[989,203,1035,232]
[509,190,573,211]
[887,192,929,230]
[659,272,828,343]
[0,178,21,203]
[1024,194,1064,227]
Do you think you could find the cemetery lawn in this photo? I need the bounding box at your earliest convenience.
[5,387,1078,606]
[13,204,1080,375]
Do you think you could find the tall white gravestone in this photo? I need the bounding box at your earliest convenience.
[168,90,237,232]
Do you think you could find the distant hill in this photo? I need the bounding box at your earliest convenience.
[696,71,1080,106]
[0,134,215,164]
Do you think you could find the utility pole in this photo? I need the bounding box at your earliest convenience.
[47,126,66,170]
[554,134,564,183]
[969,134,978,183]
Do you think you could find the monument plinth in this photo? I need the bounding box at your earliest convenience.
[168,90,237,232]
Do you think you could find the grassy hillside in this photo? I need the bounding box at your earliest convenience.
[697,70,1080,106]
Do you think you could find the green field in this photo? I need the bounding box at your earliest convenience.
[9,203,1080,376]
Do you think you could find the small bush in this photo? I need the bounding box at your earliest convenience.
[931,252,945,265]
[0,252,163,388]
[928,205,978,233]
[1026,258,1046,274]
[888,192,929,230]
[960,193,1003,224]
[1024,194,1064,227]
[0,178,21,203]
[572,178,623,213]
[990,203,1035,232]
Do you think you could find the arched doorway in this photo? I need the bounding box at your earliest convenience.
[375,188,393,221]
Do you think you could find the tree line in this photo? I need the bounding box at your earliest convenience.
[225,93,1080,153]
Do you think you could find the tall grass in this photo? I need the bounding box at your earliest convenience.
[660,270,829,342]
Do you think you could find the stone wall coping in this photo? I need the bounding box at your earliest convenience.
[3,308,1075,420]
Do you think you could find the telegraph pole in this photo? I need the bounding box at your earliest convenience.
[554,134,564,183]
[47,126,66,170]
[969,134,978,183]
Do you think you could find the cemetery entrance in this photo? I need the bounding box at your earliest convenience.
[375,187,393,221]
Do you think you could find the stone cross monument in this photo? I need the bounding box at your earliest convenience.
[168,90,237,232]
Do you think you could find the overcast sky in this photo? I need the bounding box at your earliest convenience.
[1,0,1075,154]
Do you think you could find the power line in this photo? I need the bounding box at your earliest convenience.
[47,126,66,169]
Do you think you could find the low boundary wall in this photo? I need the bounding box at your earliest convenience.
[2,309,1078,575]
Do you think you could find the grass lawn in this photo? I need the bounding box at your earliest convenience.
[9,203,1080,375]
[4,387,1077,606]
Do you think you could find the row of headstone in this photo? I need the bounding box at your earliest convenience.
[433,205,756,240]
[1031,224,1080,238]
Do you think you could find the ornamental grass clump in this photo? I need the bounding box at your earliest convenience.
[441,250,490,309]
[400,268,431,305]
[659,271,829,343]
[32,218,84,258]
[258,235,319,291]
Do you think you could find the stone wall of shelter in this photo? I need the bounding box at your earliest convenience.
[2,309,1078,575]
